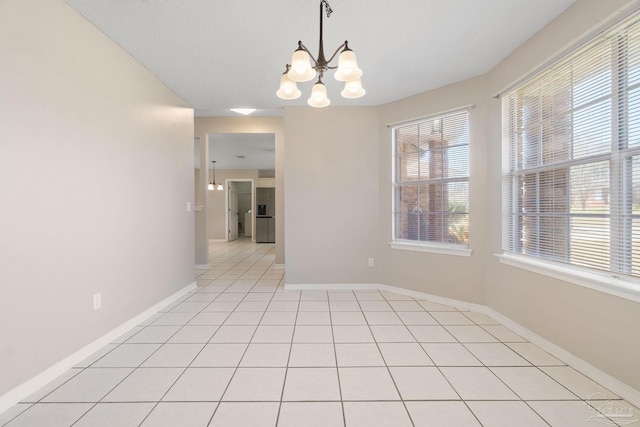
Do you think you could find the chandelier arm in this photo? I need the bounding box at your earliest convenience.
[298,41,319,66]
[325,41,348,66]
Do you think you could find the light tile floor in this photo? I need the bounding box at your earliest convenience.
[1,238,638,426]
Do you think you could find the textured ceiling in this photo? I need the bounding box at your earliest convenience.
[194,134,275,170]
[64,0,575,117]
[209,133,275,170]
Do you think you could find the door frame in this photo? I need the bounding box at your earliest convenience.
[224,178,255,242]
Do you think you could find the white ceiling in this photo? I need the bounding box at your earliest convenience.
[209,133,275,170]
[63,0,575,117]
[195,133,275,170]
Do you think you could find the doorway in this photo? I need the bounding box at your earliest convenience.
[225,179,253,241]
[207,132,275,243]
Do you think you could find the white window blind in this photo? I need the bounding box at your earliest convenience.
[503,15,640,280]
[393,110,469,246]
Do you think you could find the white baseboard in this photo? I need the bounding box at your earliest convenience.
[284,283,380,291]
[274,264,286,270]
[0,281,197,415]
[4,280,638,412]
[195,264,210,270]
[479,307,640,409]
[283,281,640,408]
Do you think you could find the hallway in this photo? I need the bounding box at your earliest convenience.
[0,240,636,426]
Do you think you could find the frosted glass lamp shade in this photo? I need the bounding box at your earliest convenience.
[276,74,301,99]
[288,49,316,82]
[208,183,214,191]
[307,82,331,108]
[334,49,362,81]
[341,78,366,99]
[216,183,223,191]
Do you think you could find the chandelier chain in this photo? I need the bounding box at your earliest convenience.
[321,0,333,17]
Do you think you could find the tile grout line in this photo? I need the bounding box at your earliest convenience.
[118,248,250,427]
[357,290,417,427]
[115,241,274,427]
[273,284,301,427]
[328,290,348,427]
[203,248,279,426]
[390,292,472,424]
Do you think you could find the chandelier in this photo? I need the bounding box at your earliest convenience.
[276,0,365,108]
[208,161,223,191]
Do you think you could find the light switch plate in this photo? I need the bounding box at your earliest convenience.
[93,293,101,310]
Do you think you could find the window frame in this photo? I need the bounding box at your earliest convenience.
[501,14,640,300]
[390,108,472,256]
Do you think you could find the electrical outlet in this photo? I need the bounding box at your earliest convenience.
[93,293,102,310]
[187,202,191,212]
[368,257,375,267]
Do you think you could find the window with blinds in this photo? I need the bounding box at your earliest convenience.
[393,110,469,246]
[503,15,640,280]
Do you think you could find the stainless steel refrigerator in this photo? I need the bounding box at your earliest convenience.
[256,187,275,243]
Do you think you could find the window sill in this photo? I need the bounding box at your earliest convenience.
[496,253,640,303]
[389,241,472,257]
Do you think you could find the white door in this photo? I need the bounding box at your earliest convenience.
[228,182,239,241]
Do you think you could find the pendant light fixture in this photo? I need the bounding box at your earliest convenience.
[208,161,223,191]
[276,0,365,108]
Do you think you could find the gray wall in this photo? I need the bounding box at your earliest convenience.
[0,0,195,397]
[281,0,640,392]
[484,0,640,394]
[377,76,489,304]
[284,107,380,284]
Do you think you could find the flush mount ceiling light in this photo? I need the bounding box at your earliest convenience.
[276,0,365,108]
[230,108,257,115]
[208,161,223,191]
